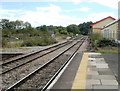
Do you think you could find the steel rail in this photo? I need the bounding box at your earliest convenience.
[1,36,81,66]
[6,37,85,91]
[1,41,69,66]
[41,38,86,91]
[1,41,72,74]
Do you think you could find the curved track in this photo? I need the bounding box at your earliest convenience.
[1,41,72,74]
[4,36,86,91]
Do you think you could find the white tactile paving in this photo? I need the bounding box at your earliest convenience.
[101,80,118,85]
[86,52,118,90]
[87,71,99,75]
[96,64,109,68]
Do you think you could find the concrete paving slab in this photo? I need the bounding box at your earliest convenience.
[87,75,116,80]
[86,80,101,85]
[88,53,102,55]
[98,70,114,75]
[86,85,93,89]
[86,52,119,90]
[95,61,106,64]
[88,58,96,61]
[87,68,110,71]
[87,71,99,75]
[89,55,102,58]
[94,58,104,61]
[99,75,116,80]
[101,80,118,85]
[88,65,96,69]
[96,64,108,68]
[93,85,118,89]
[88,62,97,66]
[97,68,111,71]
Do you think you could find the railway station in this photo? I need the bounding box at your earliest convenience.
[1,35,119,91]
[1,2,119,90]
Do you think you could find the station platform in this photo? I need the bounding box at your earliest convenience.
[48,40,119,90]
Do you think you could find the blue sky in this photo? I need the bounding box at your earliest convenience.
[0,0,119,27]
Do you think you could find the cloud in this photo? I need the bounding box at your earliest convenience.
[89,0,119,9]
[1,0,119,9]
[79,7,90,12]
[0,4,117,27]
[83,12,117,22]
[36,4,62,13]
[71,0,82,4]
[64,7,90,12]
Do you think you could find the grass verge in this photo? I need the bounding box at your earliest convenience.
[96,47,119,53]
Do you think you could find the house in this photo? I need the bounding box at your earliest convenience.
[101,18,120,41]
[90,16,116,33]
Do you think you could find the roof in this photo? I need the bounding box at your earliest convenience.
[101,18,120,30]
[90,16,116,26]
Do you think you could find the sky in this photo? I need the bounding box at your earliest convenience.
[0,0,119,27]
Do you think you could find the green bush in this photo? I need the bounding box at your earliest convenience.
[22,37,57,46]
[59,30,68,35]
[89,33,101,48]
[97,38,117,47]
[2,39,8,47]
[89,33,101,41]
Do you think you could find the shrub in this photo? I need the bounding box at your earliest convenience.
[89,33,101,48]
[59,30,68,35]
[89,33,101,41]
[22,36,57,46]
[97,38,117,47]
[2,39,8,48]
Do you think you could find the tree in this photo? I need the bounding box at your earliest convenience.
[24,22,31,28]
[66,24,80,34]
[0,19,10,30]
[41,25,48,31]
[78,21,92,35]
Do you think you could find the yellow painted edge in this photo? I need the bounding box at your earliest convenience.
[71,52,88,90]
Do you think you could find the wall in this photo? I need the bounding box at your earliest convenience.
[101,22,118,40]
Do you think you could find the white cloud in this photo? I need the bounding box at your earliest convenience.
[79,7,90,12]
[64,7,90,12]
[63,10,73,13]
[36,4,62,13]
[0,4,117,27]
[89,0,119,9]
[82,12,117,22]
[71,0,82,4]
[0,9,24,16]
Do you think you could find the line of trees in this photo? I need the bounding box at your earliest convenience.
[0,19,93,36]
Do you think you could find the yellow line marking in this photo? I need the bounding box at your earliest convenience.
[71,53,88,90]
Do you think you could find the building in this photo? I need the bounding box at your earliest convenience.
[101,18,120,41]
[90,16,116,33]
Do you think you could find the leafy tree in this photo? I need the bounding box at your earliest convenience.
[78,21,92,35]
[47,25,56,31]
[24,22,31,28]
[0,19,10,30]
[66,24,80,34]
[40,25,48,31]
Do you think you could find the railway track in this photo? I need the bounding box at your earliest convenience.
[1,41,72,74]
[3,36,86,91]
[2,37,84,90]
[1,36,81,65]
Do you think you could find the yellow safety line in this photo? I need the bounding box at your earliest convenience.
[71,53,88,90]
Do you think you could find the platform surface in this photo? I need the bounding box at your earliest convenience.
[50,52,118,90]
